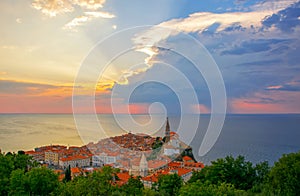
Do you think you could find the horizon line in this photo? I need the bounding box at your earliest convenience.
[0,112,300,115]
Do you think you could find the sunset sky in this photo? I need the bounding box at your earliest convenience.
[1,0,300,114]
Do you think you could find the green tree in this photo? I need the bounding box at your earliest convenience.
[266,151,300,196]
[250,161,270,193]
[26,167,59,195]
[9,169,28,195]
[179,181,246,196]
[13,152,34,171]
[63,165,71,182]
[143,188,159,196]
[121,176,144,195]
[57,166,120,196]
[190,155,258,190]
[155,173,183,196]
[0,153,14,195]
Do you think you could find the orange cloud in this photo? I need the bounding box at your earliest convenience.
[230,99,285,113]
[191,104,211,114]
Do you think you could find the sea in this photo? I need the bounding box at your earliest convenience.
[0,114,299,165]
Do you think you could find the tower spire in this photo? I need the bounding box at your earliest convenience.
[165,117,171,143]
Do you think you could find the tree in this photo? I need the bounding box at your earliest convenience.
[9,169,28,195]
[179,181,246,196]
[266,151,300,195]
[121,176,144,195]
[143,188,159,196]
[26,167,59,195]
[0,153,14,195]
[156,173,183,196]
[13,152,34,171]
[190,155,258,190]
[63,165,71,182]
[57,166,120,196]
[250,161,270,193]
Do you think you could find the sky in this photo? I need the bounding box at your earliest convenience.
[1,0,300,114]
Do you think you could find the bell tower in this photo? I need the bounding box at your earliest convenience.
[165,117,171,143]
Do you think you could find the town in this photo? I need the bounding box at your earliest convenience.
[24,118,204,187]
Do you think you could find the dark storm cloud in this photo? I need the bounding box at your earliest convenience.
[235,59,282,67]
[263,1,300,32]
[221,39,291,55]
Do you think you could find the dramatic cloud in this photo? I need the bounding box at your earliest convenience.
[133,0,299,61]
[251,0,299,12]
[0,80,75,95]
[63,11,115,31]
[32,0,114,31]
[32,0,74,17]
[126,0,300,112]
[262,1,300,32]
[221,39,292,55]
[31,0,106,17]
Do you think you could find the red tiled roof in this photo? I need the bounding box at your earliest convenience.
[54,169,64,174]
[59,174,65,181]
[182,156,193,162]
[148,160,167,169]
[177,168,192,176]
[168,162,182,167]
[117,172,131,182]
[60,155,89,162]
[184,162,204,168]
[142,174,158,182]
[71,167,81,174]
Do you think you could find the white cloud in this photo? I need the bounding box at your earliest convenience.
[133,0,299,69]
[31,0,108,17]
[63,11,115,31]
[75,0,106,10]
[63,16,90,31]
[85,11,115,19]
[250,0,298,12]
[32,0,74,17]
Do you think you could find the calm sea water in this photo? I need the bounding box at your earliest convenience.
[0,114,299,165]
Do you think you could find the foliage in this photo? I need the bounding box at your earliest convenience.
[179,181,247,196]
[57,166,120,196]
[121,176,144,196]
[151,137,163,150]
[155,173,183,196]
[189,155,269,190]
[0,152,36,195]
[26,167,59,195]
[266,151,300,196]
[63,165,71,183]
[1,150,300,195]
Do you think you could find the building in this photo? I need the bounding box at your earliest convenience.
[45,150,64,166]
[92,152,119,165]
[139,153,148,177]
[59,155,91,169]
[25,150,44,162]
[165,117,171,143]
[141,167,193,188]
[163,144,180,156]
[92,155,104,167]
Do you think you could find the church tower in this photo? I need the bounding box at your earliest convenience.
[139,153,148,177]
[165,117,171,143]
